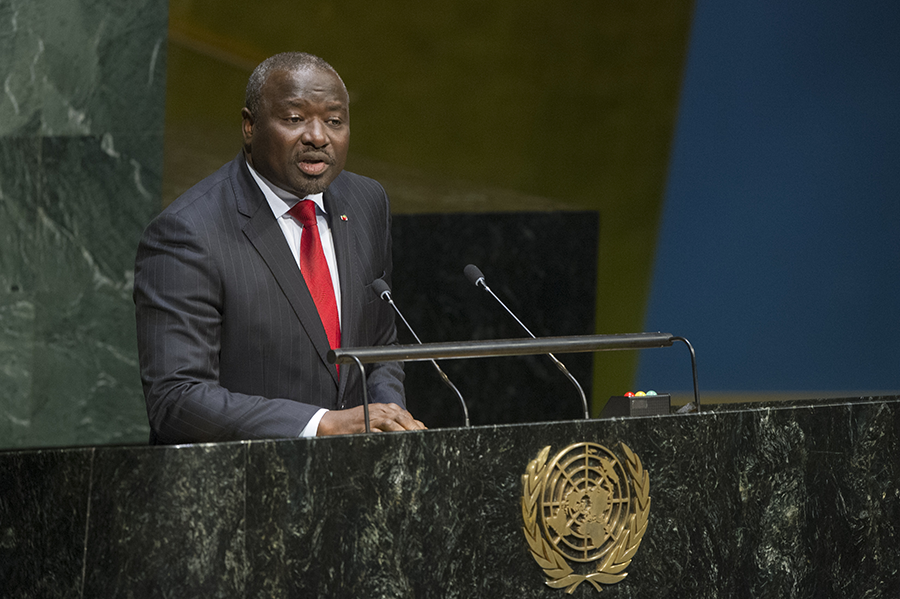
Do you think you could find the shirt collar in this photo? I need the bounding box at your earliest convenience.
[246,160,326,219]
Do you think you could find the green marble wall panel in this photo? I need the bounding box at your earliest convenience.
[0,0,167,448]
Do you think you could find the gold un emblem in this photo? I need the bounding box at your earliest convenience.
[521,442,650,594]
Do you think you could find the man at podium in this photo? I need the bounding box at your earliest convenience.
[134,52,425,443]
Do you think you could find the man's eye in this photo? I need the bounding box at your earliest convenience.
[288,116,302,123]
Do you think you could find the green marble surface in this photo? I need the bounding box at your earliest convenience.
[0,0,167,448]
[1,397,898,597]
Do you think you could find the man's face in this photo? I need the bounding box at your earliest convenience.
[242,67,350,196]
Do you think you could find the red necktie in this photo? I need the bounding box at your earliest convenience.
[288,200,341,359]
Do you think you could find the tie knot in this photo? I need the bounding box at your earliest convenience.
[289,199,318,227]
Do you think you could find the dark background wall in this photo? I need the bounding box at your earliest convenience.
[391,212,598,428]
[636,0,900,399]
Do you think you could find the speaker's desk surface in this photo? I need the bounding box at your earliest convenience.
[2,395,898,598]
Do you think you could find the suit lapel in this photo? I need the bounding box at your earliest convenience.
[325,184,360,403]
[235,157,339,389]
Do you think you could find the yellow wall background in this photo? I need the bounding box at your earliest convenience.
[162,0,694,409]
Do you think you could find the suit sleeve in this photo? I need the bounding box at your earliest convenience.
[134,210,319,444]
[361,192,406,408]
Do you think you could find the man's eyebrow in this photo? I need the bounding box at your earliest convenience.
[281,98,347,111]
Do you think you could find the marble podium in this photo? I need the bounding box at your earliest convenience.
[1,396,898,598]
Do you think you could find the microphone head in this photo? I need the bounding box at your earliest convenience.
[464,264,485,287]
[371,278,392,301]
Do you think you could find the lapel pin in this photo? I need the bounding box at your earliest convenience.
[340,214,348,221]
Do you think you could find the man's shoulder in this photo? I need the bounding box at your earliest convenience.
[163,155,246,216]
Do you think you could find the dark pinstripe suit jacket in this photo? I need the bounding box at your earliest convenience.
[134,154,405,444]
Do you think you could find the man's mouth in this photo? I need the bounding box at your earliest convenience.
[298,160,328,176]
[297,153,333,176]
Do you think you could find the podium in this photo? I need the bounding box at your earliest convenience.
[2,396,899,597]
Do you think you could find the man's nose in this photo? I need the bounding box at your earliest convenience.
[300,120,328,148]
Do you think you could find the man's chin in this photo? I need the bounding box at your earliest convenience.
[289,173,335,196]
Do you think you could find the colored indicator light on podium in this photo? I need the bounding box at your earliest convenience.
[600,392,672,418]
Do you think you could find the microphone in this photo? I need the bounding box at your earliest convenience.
[463,264,590,419]
[372,279,470,427]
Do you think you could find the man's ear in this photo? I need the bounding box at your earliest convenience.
[241,107,254,151]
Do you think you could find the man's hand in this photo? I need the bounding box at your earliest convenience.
[317,403,426,436]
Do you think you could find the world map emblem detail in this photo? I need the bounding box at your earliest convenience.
[521,443,651,594]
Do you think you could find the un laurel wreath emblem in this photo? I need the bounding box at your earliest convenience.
[521,442,650,594]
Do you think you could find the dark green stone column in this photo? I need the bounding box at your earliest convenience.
[0,0,168,448]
